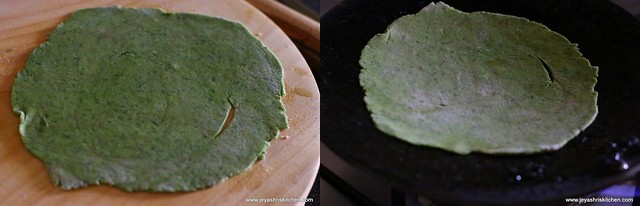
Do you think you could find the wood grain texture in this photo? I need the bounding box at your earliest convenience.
[247,0,320,41]
[247,0,320,72]
[0,0,320,205]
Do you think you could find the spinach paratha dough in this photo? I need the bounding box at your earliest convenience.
[12,7,287,191]
[359,2,598,154]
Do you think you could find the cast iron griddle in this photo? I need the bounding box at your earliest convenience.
[319,0,640,205]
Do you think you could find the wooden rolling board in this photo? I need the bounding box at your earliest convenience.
[0,0,320,205]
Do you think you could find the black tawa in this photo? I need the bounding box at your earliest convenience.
[319,0,640,205]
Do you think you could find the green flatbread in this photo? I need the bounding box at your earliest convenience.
[359,2,598,154]
[12,7,287,191]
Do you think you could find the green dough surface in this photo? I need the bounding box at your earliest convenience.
[12,7,287,191]
[359,2,598,154]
